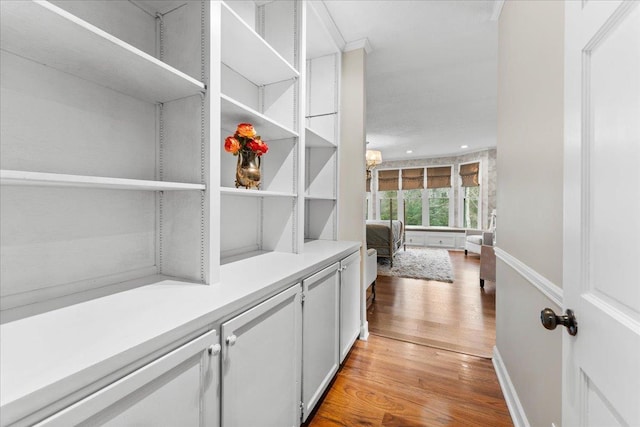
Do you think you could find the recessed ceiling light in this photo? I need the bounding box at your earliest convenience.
[460,145,469,149]
[406,150,413,154]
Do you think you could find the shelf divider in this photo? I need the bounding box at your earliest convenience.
[221,187,296,198]
[221,94,298,141]
[0,170,205,191]
[221,2,299,86]
[305,128,336,148]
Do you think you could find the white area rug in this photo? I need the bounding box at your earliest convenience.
[377,247,454,283]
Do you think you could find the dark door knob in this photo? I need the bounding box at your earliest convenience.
[540,308,578,336]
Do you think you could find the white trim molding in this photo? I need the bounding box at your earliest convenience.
[309,1,346,52]
[344,38,372,54]
[491,0,505,21]
[493,346,530,427]
[494,247,563,307]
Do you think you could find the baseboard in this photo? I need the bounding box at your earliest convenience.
[359,320,369,340]
[492,346,530,427]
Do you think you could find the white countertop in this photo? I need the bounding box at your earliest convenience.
[0,239,360,424]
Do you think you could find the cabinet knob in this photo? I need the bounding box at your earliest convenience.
[226,335,237,346]
[208,344,221,356]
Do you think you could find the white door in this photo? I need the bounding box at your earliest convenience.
[221,284,302,427]
[37,330,220,426]
[302,262,340,421]
[339,251,361,363]
[563,1,640,426]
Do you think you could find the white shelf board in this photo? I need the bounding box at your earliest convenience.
[220,249,271,266]
[305,128,336,148]
[221,94,298,140]
[305,194,336,201]
[221,187,296,198]
[221,2,299,86]
[0,0,205,103]
[0,170,205,191]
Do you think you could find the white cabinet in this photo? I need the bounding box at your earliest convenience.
[404,229,466,249]
[37,330,220,427]
[405,231,425,246]
[339,251,361,363]
[221,284,302,427]
[425,234,457,248]
[301,262,340,421]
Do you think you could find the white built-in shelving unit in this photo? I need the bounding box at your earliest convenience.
[218,0,304,263]
[0,0,215,320]
[0,1,358,423]
[0,0,344,317]
[304,2,341,241]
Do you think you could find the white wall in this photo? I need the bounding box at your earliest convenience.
[496,2,564,427]
[338,47,368,337]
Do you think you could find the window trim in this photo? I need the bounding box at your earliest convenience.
[458,160,483,229]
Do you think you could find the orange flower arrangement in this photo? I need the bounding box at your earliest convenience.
[224,123,269,156]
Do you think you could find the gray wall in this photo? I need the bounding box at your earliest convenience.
[339,47,368,336]
[496,1,564,427]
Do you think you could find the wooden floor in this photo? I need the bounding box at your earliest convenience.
[367,251,496,358]
[307,335,512,426]
[307,251,511,426]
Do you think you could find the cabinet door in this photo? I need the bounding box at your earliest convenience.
[339,251,361,363]
[221,284,302,427]
[302,262,340,421]
[38,330,220,427]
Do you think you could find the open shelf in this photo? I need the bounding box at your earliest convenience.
[305,194,336,201]
[221,2,299,86]
[221,187,296,198]
[221,94,299,140]
[305,128,336,148]
[0,0,205,104]
[0,170,205,191]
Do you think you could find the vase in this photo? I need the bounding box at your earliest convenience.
[235,150,261,189]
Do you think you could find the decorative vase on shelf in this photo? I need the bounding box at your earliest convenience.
[235,149,261,189]
[224,122,269,190]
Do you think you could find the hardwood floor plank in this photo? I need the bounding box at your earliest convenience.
[308,335,512,427]
[368,251,496,358]
[307,251,511,426]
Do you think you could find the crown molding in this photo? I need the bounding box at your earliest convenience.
[344,38,373,54]
[308,1,346,52]
[491,0,505,21]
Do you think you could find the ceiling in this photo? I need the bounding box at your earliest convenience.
[323,0,499,161]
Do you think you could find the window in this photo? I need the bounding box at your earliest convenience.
[403,189,422,225]
[379,191,398,220]
[427,188,450,226]
[459,162,481,229]
[462,186,480,228]
[426,166,452,227]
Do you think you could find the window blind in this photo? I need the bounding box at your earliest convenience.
[401,168,425,190]
[426,166,451,189]
[459,162,480,187]
[378,170,399,191]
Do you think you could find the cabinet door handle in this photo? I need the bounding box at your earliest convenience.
[226,335,237,346]
[208,343,221,356]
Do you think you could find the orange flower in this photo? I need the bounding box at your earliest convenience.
[224,136,241,154]
[236,123,256,138]
[247,138,268,156]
